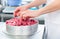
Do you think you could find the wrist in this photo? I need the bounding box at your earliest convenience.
[38,8,45,15]
[25,5,31,9]
[37,10,42,15]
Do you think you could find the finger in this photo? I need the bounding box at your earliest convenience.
[18,11,23,16]
[13,12,17,17]
[14,9,20,13]
[19,11,25,17]
[17,12,20,16]
[14,7,20,12]
[20,13,23,18]
[14,11,20,17]
[23,14,34,19]
[14,8,20,17]
[23,14,29,20]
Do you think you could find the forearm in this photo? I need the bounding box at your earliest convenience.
[38,0,60,15]
[26,0,46,9]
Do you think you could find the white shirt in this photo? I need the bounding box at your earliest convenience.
[44,0,60,39]
[45,0,60,24]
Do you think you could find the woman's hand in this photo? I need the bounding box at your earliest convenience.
[20,10,40,19]
[14,5,29,17]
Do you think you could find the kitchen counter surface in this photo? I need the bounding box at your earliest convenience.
[0,22,44,39]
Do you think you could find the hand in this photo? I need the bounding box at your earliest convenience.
[20,10,40,19]
[14,5,29,17]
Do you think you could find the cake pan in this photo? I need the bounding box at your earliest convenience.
[6,20,38,36]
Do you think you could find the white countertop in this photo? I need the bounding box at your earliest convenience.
[0,22,44,39]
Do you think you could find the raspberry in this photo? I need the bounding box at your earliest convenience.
[6,17,37,26]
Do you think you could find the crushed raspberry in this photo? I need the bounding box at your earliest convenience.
[6,17,37,26]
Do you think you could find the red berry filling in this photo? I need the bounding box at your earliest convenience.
[6,17,37,26]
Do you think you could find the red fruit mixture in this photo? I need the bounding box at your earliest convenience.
[6,17,37,26]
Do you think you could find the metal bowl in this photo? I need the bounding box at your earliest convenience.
[6,20,38,36]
